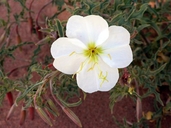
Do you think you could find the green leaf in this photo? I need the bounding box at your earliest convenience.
[143,86,164,106]
[110,11,125,25]
[149,21,162,36]
[149,63,167,75]
[0,18,7,27]
[83,1,100,14]
[137,24,150,32]
[14,0,29,11]
[16,81,44,104]
[55,19,64,37]
[57,93,82,107]
[163,102,171,113]
[109,85,128,113]
[128,3,148,20]
[99,0,110,10]
[52,0,64,10]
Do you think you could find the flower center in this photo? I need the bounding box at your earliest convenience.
[83,43,103,62]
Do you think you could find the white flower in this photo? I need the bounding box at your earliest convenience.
[51,15,133,93]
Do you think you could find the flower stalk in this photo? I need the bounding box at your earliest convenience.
[28,0,34,34]
[49,76,82,128]
[135,80,142,122]
[35,0,52,40]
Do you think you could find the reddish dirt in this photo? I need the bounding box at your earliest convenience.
[0,1,170,128]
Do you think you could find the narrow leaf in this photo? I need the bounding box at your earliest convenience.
[55,19,64,37]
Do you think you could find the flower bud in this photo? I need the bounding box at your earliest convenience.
[62,107,82,128]
[44,107,55,120]
[47,63,53,68]
[36,26,43,40]
[42,63,53,70]
[36,107,53,126]
[128,86,134,95]
[145,111,153,120]
[19,109,26,125]
[47,99,59,116]
[16,35,21,44]
[16,34,22,51]
[29,106,34,120]
[28,17,34,34]
[120,68,131,86]
[136,97,142,122]
[6,92,13,107]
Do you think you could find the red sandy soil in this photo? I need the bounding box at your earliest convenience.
[0,1,170,128]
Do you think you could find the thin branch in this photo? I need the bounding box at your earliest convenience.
[36,0,53,26]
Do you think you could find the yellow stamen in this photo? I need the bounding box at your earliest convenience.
[72,74,75,79]
[83,43,103,62]
[77,61,85,73]
[71,43,104,78]
[87,62,97,71]
[75,59,88,75]
[99,71,108,86]
[108,54,112,60]
[69,51,75,56]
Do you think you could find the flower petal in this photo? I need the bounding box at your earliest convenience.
[51,37,85,58]
[84,15,109,45]
[76,59,119,93]
[101,45,133,68]
[53,53,86,74]
[51,37,86,74]
[77,62,99,93]
[98,59,119,92]
[102,26,130,49]
[66,15,89,44]
[66,15,109,45]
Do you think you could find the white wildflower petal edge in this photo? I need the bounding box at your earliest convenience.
[76,58,119,93]
[51,38,86,74]
[102,26,130,49]
[66,15,109,45]
[51,37,85,58]
[101,45,133,68]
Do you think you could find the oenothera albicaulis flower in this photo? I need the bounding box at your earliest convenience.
[51,15,133,93]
